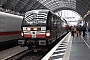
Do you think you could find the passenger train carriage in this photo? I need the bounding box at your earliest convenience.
[19,9,67,50]
[0,11,23,43]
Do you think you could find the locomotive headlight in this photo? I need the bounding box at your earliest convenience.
[26,28,31,31]
[46,32,50,36]
[21,33,23,36]
[33,28,38,30]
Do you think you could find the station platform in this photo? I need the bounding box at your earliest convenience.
[42,32,90,60]
[70,32,90,60]
[0,46,28,60]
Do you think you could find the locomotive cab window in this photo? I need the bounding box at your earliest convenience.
[22,12,48,26]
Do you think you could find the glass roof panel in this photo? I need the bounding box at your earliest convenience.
[55,10,82,26]
[37,0,76,11]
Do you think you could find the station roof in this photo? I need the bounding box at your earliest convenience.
[0,0,90,19]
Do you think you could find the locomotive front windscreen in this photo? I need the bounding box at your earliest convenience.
[22,12,48,26]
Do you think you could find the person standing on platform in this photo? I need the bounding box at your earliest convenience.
[78,25,82,35]
[76,26,79,37]
[82,25,86,37]
[71,27,74,37]
[74,26,76,33]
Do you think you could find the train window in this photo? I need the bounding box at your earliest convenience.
[23,11,49,26]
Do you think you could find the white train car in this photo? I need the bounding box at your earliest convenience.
[0,11,23,42]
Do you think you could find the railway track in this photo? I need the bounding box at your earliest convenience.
[6,33,67,60]
[17,51,47,60]
[7,50,30,60]
[6,49,47,60]
[5,44,55,60]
